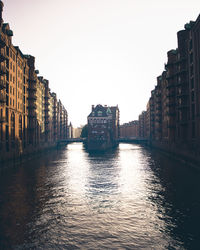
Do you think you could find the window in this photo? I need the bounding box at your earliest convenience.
[19,115,22,140]
[192,104,195,120]
[6,47,9,57]
[0,110,2,140]
[191,91,194,102]
[190,65,194,76]
[192,122,195,138]
[6,71,9,81]
[191,78,194,89]
[190,53,193,63]
[5,93,8,106]
[11,112,15,140]
[189,39,193,50]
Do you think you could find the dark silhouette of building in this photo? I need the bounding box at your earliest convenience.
[87,104,120,151]
[143,14,200,164]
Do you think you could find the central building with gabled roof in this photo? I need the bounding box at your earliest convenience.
[87,104,120,151]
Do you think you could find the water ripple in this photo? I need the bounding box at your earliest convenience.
[0,143,200,249]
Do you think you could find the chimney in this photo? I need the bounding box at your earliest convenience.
[0,1,4,27]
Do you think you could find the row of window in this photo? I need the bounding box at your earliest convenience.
[9,98,26,111]
[9,50,16,61]
[9,86,26,99]
[89,119,108,124]
[17,60,23,70]
[91,130,105,134]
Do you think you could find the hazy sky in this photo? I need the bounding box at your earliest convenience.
[3,0,200,126]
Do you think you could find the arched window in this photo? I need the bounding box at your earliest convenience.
[11,112,15,140]
[19,115,22,140]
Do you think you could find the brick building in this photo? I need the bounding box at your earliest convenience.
[87,104,120,150]
[138,111,147,138]
[143,14,200,164]
[120,120,139,138]
[0,1,68,162]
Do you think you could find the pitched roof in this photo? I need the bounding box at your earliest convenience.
[88,104,119,118]
[88,104,108,118]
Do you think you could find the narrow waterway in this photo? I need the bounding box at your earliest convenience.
[0,143,200,249]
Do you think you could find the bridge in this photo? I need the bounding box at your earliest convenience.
[117,137,148,144]
[57,137,148,146]
[57,138,86,146]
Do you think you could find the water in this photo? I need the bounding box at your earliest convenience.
[0,143,200,249]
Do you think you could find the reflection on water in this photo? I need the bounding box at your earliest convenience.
[0,143,200,249]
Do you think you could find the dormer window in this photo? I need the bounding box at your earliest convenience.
[97,111,102,116]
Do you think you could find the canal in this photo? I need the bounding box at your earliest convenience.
[0,143,200,249]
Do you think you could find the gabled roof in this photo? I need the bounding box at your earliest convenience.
[88,104,119,118]
[88,104,109,118]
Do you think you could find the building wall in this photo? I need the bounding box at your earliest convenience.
[68,123,73,138]
[52,92,58,141]
[139,111,147,138]
[0,1,68,162]
[35,76,45,144]
[120,120,139,138]
[63,107,68,140]
[73,127,82,138]
[0,22,30,154]
[165,50,177,143]
[141,14,200,163]
[87,105,119,149]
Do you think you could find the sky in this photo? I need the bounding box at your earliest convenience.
[3,0,200,127]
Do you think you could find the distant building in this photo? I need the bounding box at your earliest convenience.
[87,104,120,151]
[120,120,139,138]
[139,111,147,138]
[68,122,73,139]
[73,126,83,138]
